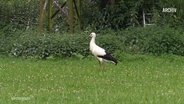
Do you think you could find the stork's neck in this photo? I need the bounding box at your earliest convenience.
[90,36,96,45]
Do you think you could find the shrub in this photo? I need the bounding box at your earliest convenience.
[4,31,89,59]
[121,26,184,56]
[0,26,184,59]
[0,0,39,30]
[144,27,184,55]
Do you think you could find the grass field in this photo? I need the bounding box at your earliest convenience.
[0,54,184,104]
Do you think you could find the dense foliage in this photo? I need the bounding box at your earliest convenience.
[0,0,39,30]
[0,0,184,31]
[0,26,184,59]
[0,30,89,58]
[0,0,184,58]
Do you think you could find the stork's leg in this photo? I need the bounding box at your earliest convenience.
[101,62,104,70]
[98,61,103,70]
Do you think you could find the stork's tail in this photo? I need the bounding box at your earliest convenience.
[97,53,118,65]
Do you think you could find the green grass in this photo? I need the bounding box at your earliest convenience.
[0,54,184,104]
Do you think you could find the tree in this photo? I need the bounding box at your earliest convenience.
[77,0,81,30]
[48,0,52,32]
[67,0,74,33]
[39,0,44,32]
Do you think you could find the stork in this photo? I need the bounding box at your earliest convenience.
[89,32,117,69]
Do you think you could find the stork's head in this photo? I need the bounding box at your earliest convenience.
[89,32,96,38]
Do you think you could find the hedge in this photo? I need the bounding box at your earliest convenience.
[0,26,184,59]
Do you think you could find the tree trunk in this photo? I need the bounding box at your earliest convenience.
[100,0,108,9]
[110,0,115,7]
[67,0,74,33]
[39,0,44,32]
[77,0,81,30]
[48,0,52,32]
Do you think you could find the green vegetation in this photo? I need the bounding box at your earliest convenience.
[0,54,184,103]
[0,0,184,31]
[0,0,183,57]
[0,26,184,58]
[0,0,184,103]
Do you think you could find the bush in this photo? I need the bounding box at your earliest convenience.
[2,30,89,59]
[0,26,184,59]
[144,27,184,55]
[0,0,39,30]
[121,26,184,56]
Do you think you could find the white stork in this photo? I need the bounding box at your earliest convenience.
[89,32,117,69]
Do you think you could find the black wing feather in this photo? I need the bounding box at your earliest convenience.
[97,52,117,65]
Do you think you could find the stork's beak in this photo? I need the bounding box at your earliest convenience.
[89,34,92,38]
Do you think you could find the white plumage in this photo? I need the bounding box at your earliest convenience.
[89,32,117,69]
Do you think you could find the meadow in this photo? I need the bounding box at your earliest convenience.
[0,54,184,104]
